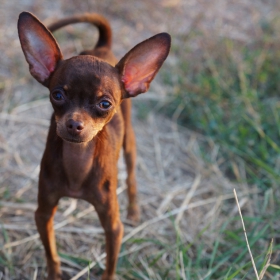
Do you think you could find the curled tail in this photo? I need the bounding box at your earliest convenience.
[47,13,112,49]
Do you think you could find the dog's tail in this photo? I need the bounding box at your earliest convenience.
[48,13,112,49]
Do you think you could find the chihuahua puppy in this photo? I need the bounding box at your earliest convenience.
[18,12,170,280]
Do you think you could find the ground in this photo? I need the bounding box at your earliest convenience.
[0,1,278,279]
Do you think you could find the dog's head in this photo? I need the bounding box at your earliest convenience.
[18,12,171,143]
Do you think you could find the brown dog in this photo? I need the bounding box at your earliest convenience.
[17,12,170,280]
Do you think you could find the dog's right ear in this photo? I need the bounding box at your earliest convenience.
[18,12,63,86]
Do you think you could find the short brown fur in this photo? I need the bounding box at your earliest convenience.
[18,12,170,280]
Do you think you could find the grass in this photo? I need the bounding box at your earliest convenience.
[91,185,280,280]
[130,14,280,280]
[116,211,280,279]
[2,2,280,279]
[160,16,280,191]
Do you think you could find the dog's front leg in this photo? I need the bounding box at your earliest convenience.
[35,185,61,280]
[93,186,124,280]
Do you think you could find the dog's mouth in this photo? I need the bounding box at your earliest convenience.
[60,132,97,144]
[62,137,86,143]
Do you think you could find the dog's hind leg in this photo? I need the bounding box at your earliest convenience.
[121,99,140,223]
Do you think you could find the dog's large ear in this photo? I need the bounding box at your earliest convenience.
[116,33,171,98]
[18,12,63,86]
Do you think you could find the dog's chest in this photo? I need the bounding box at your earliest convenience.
[62,141,94,191]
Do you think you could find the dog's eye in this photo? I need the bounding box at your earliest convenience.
[52,91,64,101]
[98,100,111,109]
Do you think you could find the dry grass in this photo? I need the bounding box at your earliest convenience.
[0,0,279,279]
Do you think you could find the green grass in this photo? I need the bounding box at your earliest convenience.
[160,17,280,191]
[129,16,280,280]
[116,209,280,279]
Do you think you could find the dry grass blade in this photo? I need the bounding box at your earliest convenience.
[150,115,165,181]
[175,174,201,224]
[70,243,150,280]
[62,199,78,217]
[123,189,260,243]
[180,251,187,280]
[0,113,50,126]
[0,201,36,210]
[15,164,40,198]
[32,268,38,280]
[70,255,103,280]
[259,239,273,280]
[11,99,50,114]
[3,233,40,249]
[91,249,105,270]
[157,185,190,215]
[233,188,260,280]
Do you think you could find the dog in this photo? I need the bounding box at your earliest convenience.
[17,12,170,280]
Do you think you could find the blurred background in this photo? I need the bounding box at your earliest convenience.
[1,0,280,279]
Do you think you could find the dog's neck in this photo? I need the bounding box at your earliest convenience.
[62,140,95,191]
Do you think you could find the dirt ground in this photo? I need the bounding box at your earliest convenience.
[0,0,278,279]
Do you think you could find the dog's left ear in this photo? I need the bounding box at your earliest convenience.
[116,33,171,98]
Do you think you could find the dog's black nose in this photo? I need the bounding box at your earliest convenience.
[66,119,84,136]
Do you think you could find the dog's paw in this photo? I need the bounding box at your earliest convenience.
[47,274,62,280]
[46,269,62,280]
[101,272,116,280]
[127,204,140,224]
